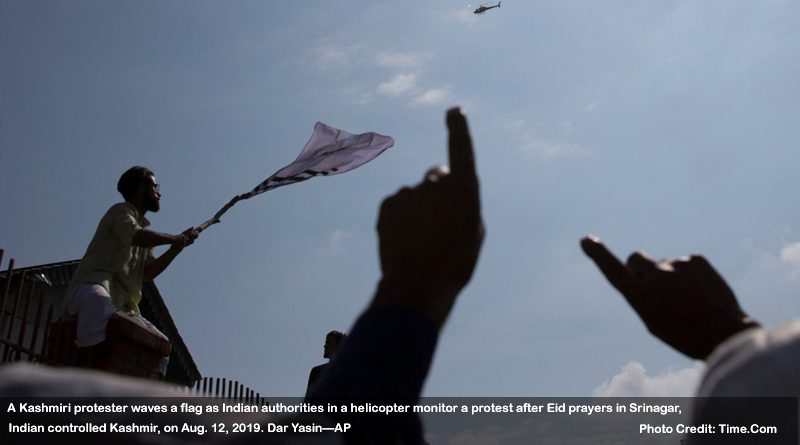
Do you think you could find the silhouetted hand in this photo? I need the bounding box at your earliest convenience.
[184,227,199,243]
[371,108,485,327]
[581,235,759,360]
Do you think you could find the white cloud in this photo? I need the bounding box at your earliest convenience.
[314,43,367,71]
[779,241,800,277]
[580,102,598,113]
[409,87,452,107]
[593,361,705,397]
[521,139,590,160]
[740,238,800,282]
[731,237,800,327]
[377,74,417,97]
[314,44,429,74]
[312,41,457,108]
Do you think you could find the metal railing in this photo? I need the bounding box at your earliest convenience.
[0,249,69,365]
[1,249,268,405]
[174,376,268,405]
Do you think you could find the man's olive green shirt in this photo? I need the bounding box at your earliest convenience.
[65,203,155,316]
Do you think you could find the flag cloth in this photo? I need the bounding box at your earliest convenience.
[243,122,394,198]
[198,122,394,231]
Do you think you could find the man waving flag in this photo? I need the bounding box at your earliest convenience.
[198,122,394,231]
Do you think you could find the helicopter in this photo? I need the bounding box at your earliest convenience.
[474,1,500,15]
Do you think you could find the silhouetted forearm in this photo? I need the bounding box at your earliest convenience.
[132,229,179,248]
[143,246,183,281]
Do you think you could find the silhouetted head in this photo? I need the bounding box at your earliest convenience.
[117,166,161,213]
[323,330,346,359]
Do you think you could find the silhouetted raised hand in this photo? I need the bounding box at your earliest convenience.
[581,235,759,359]
[371,108,485,327]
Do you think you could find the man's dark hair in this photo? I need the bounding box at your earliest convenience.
[327,331,346,342]
[117,166,154,201]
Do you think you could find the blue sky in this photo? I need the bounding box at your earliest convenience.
[2,0,799,397]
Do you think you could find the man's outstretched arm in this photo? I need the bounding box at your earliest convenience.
[143,227,198,281]
[308,108,484,443]
[370,107,484,327]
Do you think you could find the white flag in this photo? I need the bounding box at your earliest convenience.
[243,122,394,198]
[198,122,393,231]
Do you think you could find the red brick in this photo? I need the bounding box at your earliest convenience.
[105,314,170,356]
[45,314,169,380]
[100,337,137,359]
[136,350,164,372]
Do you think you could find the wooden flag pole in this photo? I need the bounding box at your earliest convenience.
[196,194,246,233]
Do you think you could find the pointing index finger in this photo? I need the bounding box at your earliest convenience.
[581,235,634,295]
[447,107,477,186]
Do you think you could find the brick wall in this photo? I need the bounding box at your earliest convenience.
[47,313,170,380]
